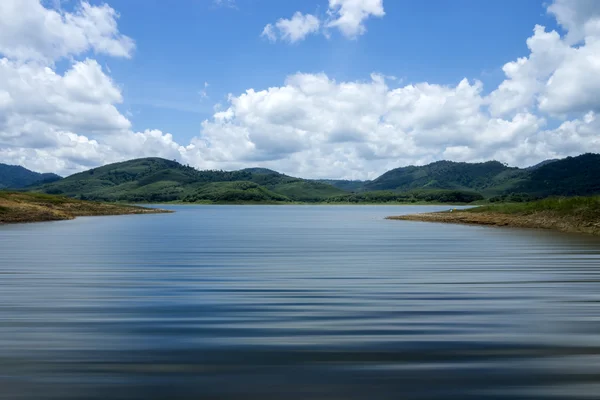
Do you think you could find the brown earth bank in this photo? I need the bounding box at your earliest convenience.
[387,197,600,236]
[0,192,171,224]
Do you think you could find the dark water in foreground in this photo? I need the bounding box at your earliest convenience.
[2,205,600,399]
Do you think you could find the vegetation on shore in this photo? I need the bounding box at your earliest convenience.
[387,197,600,236]
[0,192,170,224]
[324,189,483,204]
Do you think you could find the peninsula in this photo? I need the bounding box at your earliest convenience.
[387,197,600,236]
[0,192,170,224]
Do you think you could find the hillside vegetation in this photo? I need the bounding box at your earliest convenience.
[324,154,599,200]
[23,153,600,204]
[364,160,519,193]
[325,189,484,204]
[512,153,600,196]
[0,191,169,224]
[34,158,345,203]
[183,181,289,203]
[0,163,61,189]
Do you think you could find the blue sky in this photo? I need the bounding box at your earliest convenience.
[1,0,599,178]
[99,0,558,142]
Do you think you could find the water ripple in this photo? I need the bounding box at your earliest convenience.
[1,205,600,399]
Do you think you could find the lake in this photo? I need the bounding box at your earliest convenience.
[1,205,600,399]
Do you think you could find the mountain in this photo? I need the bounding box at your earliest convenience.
[362,160,526,195]
[35,157,346,203]
[513,153,600,197]
[318,154,600,200]
[0,163,61,189]
[359,155,600,198]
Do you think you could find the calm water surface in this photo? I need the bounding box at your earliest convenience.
[1,205,600,399]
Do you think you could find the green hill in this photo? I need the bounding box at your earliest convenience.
[0,163,61,189]
[363,160,523,193]
[35,157,345,203]
[36,158,237,202]
[326,154,600,200]
[513,153,600,197]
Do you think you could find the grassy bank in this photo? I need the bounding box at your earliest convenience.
[0,192,170,224]
[386,196,600,236]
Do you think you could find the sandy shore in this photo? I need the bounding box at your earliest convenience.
[386,210,600,236]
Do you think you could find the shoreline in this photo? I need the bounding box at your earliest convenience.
[0,192,171,225]
[132,201,469,206]
[386,210,600,236]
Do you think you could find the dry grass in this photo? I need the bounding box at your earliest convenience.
[0,191,171,224]
[386,197,600,236]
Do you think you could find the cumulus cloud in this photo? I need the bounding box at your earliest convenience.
[0,0,157,175]
[489,14,600,117]
[0,55,187,175]
[0,0,134,63]
[326,0,385,38]
[3,0,600,180]
[262,0,384,43]
[0,58,129,143]
[187,74,555,179]
[547,0,600,44]
[261,12,321,43]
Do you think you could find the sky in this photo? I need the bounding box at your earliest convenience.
[1,0,599,179]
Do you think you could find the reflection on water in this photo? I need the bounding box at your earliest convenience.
[1,205,600,399]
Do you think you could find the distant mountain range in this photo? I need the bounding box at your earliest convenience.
[2,153,599,203]
[0,163,61,189]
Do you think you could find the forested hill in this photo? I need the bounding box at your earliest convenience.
[13,153,600,203]
[513,153,600,197]
[0,163,61,189]
[322,153,600,200]
[33,157,346,203]
[362,160,522,193]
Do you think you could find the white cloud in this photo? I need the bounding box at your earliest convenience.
[326,0,385,38]
[538,34,600,115]
[262,0,384,43]
[0,0,134,63]
[489,7,600,118]
[261,12,321,43]
[261,24,277,42]
[487,26,568,116]
[0,56,143,175]
[186,73,556,179]
[547,0,600,44]
[3,0,600,180]
[0,58,129,140]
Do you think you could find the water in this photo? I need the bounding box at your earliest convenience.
[1,205,600,399]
